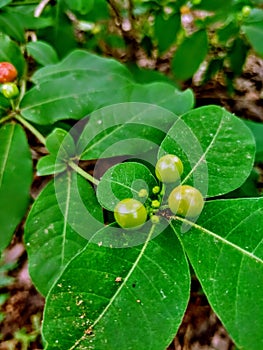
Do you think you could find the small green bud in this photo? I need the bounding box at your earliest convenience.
[152,186,160,194]
[242,6,251,17]
[151,200,160,209]
[138,189,148,198]
[0,82,19,99]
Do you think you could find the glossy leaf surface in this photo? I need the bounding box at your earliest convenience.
[172,197,263,350]
[159,105,255,197]
[97,162,157,211]
[0,123,32,252]
[24,172,103,295]
[43,226,190,349]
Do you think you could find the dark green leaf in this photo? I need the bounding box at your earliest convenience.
[0,0,11,8]
[0,95,10,116]
[24,172,103,295]
[243,119,263,163]
[45,128,75,159]
[159,105,255,197]
[0,33,26,77]
[26,41,59,66]
[172,30,208,81]
[0,9,25,42]
[30,50,133,84]
[229,37,249,75]
[42,226,190,349]
[130,82,194,115]
[97,162,158,211]
[78,103,178,160]
[154,12,181,53]
[0,123,32,252]
[172,197,263,350]
[36,155,67,176]
[65,0,94,15]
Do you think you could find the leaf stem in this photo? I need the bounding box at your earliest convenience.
[68,160,99,186]
[0,115,13,125]
[15,114,46,145]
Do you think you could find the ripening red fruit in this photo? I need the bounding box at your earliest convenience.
[0,62,18,83]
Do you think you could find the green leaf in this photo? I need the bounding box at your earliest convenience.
[0,94,10,116]
[154,12,181,53]
[0,9,25,42]
[36,155,67,176]
[24,172,103,296]
[130,82,194,115]
[30,50,133,84]
[0,123,32,252]
[242,22,263,56]
[20,73,133,125]
[159,105,255,197]
[243,119,263,163]
[172,29,208,81]
[42,226,190,349]
[45,128,75,159]
[26,41,59,66]
[97,162,158,211]
[78,103,178,160]
[0,0,12,9]
[172,197,263,350]
[0,33,26,77]
[229,37,249,76]
[65,0,94,15]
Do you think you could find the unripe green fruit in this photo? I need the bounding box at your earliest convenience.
[1,82,19,99]
[168,185,204,218]
[242,6,251,17]
[152,186,160,194]
[151,200,160,209]
[155,154,183,183]
[114,198,147,229]
[138,189,148,198]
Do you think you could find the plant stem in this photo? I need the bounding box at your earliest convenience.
[15,114,46,145]
[0,115,12,125]
[68,160,99,186]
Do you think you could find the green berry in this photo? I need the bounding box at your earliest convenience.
[168,185,204,218]
[114,198,147,230]
[155,154,183,183]
[0,82,19,99]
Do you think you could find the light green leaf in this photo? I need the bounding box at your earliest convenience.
[172,29,208,81]
[130,83,194,115]
[159,105,255,197]
[97,162,158,211]
[24,172,103,295]
[36,155,67,176]
[42,225,190,349]
[242,22,263,56]
[26,41,59,66]
[0,123,32,252]
[172,197,263,350]
[45,128,75,159]
[78,103,178,160]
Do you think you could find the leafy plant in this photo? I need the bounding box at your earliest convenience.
[0,1,262,350]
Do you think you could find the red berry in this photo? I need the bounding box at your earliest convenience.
[0,62,18,83]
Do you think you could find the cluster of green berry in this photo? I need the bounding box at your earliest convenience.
[114,154,204,230]
[0,62,19,99]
